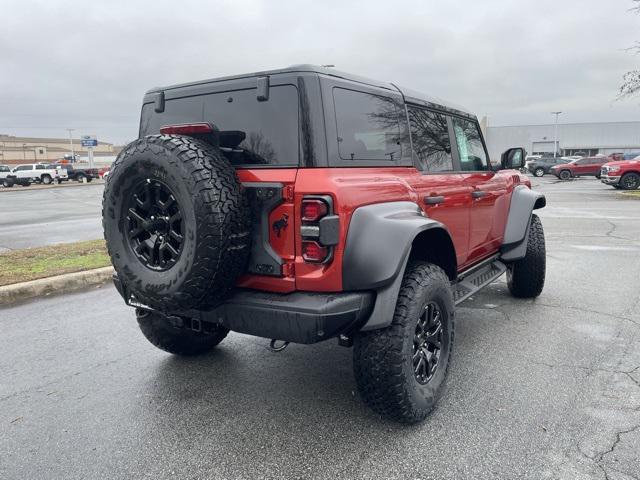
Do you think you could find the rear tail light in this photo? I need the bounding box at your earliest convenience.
[300,196,337,264]
[301,199,328,222]
[160,123,214,135]
[302,241,328,263]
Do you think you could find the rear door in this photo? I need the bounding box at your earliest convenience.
[592,157,608,175]
[451,116,509,266]
[406,105,472,267]
[572,158,591,175]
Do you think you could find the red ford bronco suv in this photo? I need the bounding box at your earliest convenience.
[103,65,546,423]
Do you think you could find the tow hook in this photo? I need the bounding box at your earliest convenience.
[269,339,289,352]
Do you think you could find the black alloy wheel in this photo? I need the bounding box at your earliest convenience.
[621,173,640,190]
[559,170,571,180]
[413,301,444,384]
[126,179,184,271]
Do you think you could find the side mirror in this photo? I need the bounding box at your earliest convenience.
[500,147,526,170]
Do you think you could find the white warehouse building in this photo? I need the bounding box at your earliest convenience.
[484,121,640,160]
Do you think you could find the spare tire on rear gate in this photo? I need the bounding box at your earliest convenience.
[102,134,251,311]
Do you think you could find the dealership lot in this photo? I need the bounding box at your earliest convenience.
[0,184,104,251]
[1,177,639,479]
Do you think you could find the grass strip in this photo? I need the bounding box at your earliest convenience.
[619,190,640,198]
[0,239,111,286]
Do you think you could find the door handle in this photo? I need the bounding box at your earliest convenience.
[424,195,445,205]
[471,190,487,199]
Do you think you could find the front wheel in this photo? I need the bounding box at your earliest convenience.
[534,168,545,177]
[41,174,52,185]
[136,309,229,356]
[620,172,640,190]
[507,214,546,298]
[353,261,454,423]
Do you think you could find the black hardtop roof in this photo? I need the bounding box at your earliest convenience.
[146,64,475,118]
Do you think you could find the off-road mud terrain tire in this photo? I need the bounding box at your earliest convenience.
[137,309,229,355]
[353,261,454,424]
[103,134,251,311]
[507,214,546,298]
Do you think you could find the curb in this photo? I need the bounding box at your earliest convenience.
[0,266,114,307]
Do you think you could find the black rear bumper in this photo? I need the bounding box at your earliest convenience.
[113,275,375,344]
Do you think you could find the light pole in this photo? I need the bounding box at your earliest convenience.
[66,128,75,158]
[551,111,562,158]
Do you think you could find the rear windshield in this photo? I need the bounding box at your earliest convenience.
[139,85,299,167]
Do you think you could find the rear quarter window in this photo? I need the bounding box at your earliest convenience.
[140,85,299,167]
[332,87,402,162]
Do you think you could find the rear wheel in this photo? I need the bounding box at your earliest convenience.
[620,172,640,190]
[77,174,87,183]
[41,174,52,185]
[1,179,12,188]
[353,261,454,423]
[136,309,229,356]
[559,170,571,180]
[507,214,546,298]
[534,167,545,177]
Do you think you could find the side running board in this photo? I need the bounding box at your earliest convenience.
[452,258,507,305]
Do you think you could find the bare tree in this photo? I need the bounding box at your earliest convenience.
[619,0,640,98]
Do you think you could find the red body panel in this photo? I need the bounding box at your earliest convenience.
[235,167,522,294]
[603,160,640,175]
[554,157,607,176]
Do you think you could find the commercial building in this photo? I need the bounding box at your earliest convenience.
[485,121,640,160]
[0,134,116,164]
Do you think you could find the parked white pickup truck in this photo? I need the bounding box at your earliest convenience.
[9,164,62,186]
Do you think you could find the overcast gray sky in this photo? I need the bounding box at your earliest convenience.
[1,0,639,145]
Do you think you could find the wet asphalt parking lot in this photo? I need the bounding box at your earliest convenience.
[1,176,639,479]
[0,183,104,252]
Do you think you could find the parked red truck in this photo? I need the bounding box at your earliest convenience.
[601,158,640,190]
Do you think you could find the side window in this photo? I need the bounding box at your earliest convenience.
[36,164,45,170]
[407,106,453,172]
[452,117,489,171]
[333,88,402,161]
[16,165,30,171]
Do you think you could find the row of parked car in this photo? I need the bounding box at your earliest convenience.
[524,152,640,190]
[0,162,109,187]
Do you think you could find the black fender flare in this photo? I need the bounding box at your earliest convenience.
[501,185,546,261]
[342,201,454,331]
